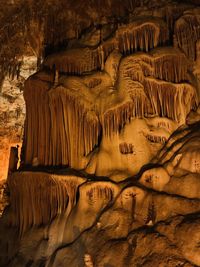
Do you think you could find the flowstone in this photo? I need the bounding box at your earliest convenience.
[0,2,200,267]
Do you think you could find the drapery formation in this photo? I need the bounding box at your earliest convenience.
[23,17,198,168]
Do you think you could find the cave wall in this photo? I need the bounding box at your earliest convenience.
[0,56,37,182]
[22,6,199,181]
[0,1,200,267]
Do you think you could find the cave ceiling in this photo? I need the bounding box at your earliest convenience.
[0,0,200,82]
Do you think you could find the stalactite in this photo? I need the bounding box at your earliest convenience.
[157,121,170,129]
[87,78,102,89]
[118,46,198,126]
[23,13,199,170]
[125,63,144,83]
[144,78,198,122]
[120,48,189,84]
[44,38,117,76]
[8,172,85,234]
[24,75,100,168]
[44,48,101,75]
[102,101,134,137]
[120,79,151,117]
[102,38,116,60]
[86,184,114,205]
[145,133,167,144]
[174,12,200,61]
[117,19,169,55]
[23,73,53,165]
[48,86,100,168]
[161,4,193,33]
[147,50,189,83]
[119,142,134,154]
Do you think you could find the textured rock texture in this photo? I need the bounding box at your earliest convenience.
[0,180,8,216]
[0,1,200,267]
[23,17,198,181]
[0,56,37,182]
[0,123,200,266]
[0,56,36,218]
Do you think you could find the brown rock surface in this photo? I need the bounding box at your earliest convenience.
[0,56,37,181]
[0,1,200,267]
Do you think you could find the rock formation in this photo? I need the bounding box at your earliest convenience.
[0,1,200,267]
[0,56,37,181]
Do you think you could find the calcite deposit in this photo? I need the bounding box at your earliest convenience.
[23,25,197,180]
[0,1,200,267]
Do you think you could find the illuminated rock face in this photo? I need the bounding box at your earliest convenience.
[0,56,37,216]
[23,19,198,180]
[0,2,200,267]
[1,124,200,267]
[0,56,37,182]
[0,79,24,181]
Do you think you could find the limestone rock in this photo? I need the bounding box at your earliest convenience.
[0,1,200,267]
[0,56,37,181]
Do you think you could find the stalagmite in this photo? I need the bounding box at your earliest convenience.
[8,146,19,173]
[84,254,94,267]
[54,69,59,87]
[98,45,105,71]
